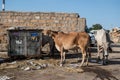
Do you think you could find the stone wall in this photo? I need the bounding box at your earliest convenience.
[110,28,120,43]
[0,11,86,51]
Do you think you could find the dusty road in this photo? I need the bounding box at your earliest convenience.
[0,43,120,80]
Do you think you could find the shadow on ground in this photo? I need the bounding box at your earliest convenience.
[82,66,119,80]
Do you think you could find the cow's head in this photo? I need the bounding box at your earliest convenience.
[42,29,59,38]
[42,30,52,36]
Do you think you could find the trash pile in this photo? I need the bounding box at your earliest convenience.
[0,58,84,73]
[0,59,49,71]
[0,75,14,80]
[20,60,48,71]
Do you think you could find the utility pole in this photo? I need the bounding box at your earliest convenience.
[2,0,5,11]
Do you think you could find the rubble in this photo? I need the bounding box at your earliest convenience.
[110,27,120,43]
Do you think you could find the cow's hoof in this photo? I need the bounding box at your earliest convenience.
[100,60,108,65]
[60,64,63,67]
[63,60,66,64]
[79,64,83,67]
[104,60,109,65]
[101,60,105,65]
[77,58,81,62]
[88,58,91,62]
[85,62,89,66]
[97,58,101,63]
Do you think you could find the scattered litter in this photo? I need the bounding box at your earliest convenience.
[68,64,79,68]
[21,63,48,71]
[0,63,18,70]
[24,67,30,71]
[0,59,49,71]
[0,75,14,80]
[36,66,42,70]
[64,63,84,73]
[4,65,18,69]
[9,61,17,64]
[64,67,84,73]
[41,64,48,68]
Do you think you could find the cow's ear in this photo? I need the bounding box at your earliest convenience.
[42,30,51,36]
[51,33,55,38]
[47,30,52,34]
[46,30,51,36]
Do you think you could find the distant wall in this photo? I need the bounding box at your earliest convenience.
[0,11,86,51]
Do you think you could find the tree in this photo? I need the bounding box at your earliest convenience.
[90,24,103,31]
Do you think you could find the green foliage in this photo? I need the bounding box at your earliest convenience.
[85,26,89,33]
[88,24,103,31]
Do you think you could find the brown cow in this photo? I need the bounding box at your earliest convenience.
[42,30,90,67]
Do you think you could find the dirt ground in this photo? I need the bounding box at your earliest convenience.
[0,43,120,80]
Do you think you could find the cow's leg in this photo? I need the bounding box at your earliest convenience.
[105,55,109,64]
[82,46,89,66]
[85,52,89,66]
[97,45,101,62]
[46,38,54,57]
[103,49,109,65]
[60,51,63,66]
[60,47,64,66]
[63,52,66,64]
[49,41,55,57]
[101,49,105,65]
[87,47,91,62]
[80,53,86,67]
[79,47,86,67]
[77,49,81,62]
[104,45,109,64]
[102,43,109,65]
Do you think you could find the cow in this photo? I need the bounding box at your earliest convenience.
[42,30,90,67]
[94,29,111,65]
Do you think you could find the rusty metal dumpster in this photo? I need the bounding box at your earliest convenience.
[7,29,43,57]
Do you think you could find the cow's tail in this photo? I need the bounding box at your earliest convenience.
[86,35,91,63]
[84,35,91,66]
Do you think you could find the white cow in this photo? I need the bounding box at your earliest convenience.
[94,29,110,65]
